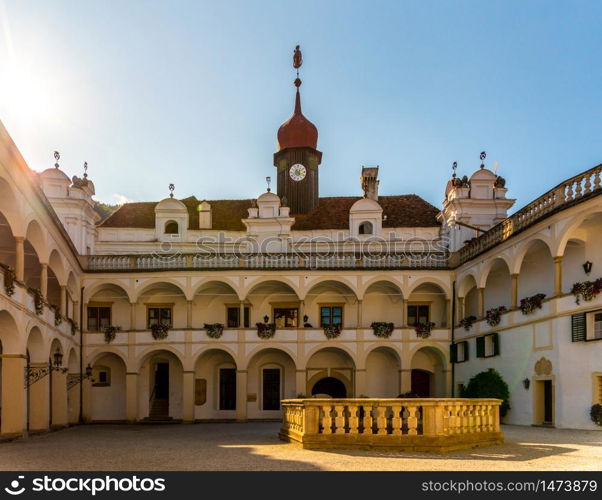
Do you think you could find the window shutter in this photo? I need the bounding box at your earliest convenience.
[571,313,586,342]
[450,343,458,363]
[462,341,469,361]
[492,332,500,356]
[476,336,485,358]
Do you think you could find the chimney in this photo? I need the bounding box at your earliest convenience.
[361,166,379,201]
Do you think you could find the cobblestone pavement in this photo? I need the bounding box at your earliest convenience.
[1,423,601,471]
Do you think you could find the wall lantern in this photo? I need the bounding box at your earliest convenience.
[583,261,593,275]
[263,315,270,324]
[53,348,64,370]
[522,378,530,390]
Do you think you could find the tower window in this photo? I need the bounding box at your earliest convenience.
[358,221,373,235]
[164,221,179,234]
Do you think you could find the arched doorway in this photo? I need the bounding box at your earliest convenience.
[311,377,347,398]
[411,369,431,397]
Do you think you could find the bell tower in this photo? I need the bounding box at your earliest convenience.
[273,45,322,214]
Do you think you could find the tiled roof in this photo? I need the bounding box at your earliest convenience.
[99,195,440,231]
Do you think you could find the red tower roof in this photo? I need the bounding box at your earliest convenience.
[277,87,318,151]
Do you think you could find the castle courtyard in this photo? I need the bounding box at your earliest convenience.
[1,423,600,471]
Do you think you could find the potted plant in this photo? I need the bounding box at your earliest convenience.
[256,322,276,339]
[151,323,170,340]
[2,265,15,296]
[32,288,44,315]
[519,293,546,314]
[371,322,394,338]
[571,278,602,305]
[103,325,121,344]
[591,404,602,426]
[53,306,62,327]
[485,306,507,327]
[459,315,477,331]
[323,324,342,339]
[204,323,224,339]
[415,321,435,339]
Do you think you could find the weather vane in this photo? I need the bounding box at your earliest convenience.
[83,161,88,178]
[452,161,458,178]
[169,183,175,198]
[54,151,60,169]
[480,151,486,169]
[266,176,271,193]
[293,45,302,87]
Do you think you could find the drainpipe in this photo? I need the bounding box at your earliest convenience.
[451,280,456,397]
[79,286,84,424]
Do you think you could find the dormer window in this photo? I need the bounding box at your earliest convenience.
[359,221,373,235]
[164,220,179,235]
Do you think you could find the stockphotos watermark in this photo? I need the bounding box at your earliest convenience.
[3,474,165,496]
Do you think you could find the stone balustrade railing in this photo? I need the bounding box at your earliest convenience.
[280,398,503,452]
[459,163,602,264]
[86,252,449,272]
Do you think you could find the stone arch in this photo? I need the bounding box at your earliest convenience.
[0,210,17,269]
[243,277,300,301]
[244,279,300,327]
[85,282,132,331]
[304,279,359,328]
[138,349,184,420]
[135,281,189,330]
[245,347,297,416]
[358,276,404,299]
[48,248,66,286]
[305,346,356,397]
[303,276,359,301]
[84,280,134,304]
[457,273,479,319]
[136,346,186,372]
[87,348,128,369]
[192,280,243,326]
[406,277,451,298]
[0,309,23,354]
[554,209,602,257]
[361,279,404,326]
[26,326,47,363]
[244,345,298,370]
[25,219,48,264]
[193,348,238,419]
[512,236,554,275]
[483,257,512,311]
[410,345,448,397]
[364,345,402,398]
[406,281,449,328]
[517,238,555,299]
[90,352,127,421]
[134,278,189,302]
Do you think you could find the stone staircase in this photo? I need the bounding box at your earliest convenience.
[142,398,173,423]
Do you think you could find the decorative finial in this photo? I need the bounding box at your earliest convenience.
[480,151,486,169]
[452,161,458,178]
[293,45,303,86]
[169,183,175,198]
[83,161,88,178]
[266,176,271,192]
[54,151,60,169]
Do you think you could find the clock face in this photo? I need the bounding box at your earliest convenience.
[289,163,307,181]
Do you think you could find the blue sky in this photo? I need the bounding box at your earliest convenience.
[0,0,600,211]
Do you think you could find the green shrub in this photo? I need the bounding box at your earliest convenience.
[591,404,602,426]
[461,368,511,417]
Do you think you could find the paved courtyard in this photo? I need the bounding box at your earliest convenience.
[1,423,601,471]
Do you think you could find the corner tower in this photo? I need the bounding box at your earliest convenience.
[273,45,322,214]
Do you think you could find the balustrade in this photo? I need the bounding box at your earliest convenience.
[280,398,503,452]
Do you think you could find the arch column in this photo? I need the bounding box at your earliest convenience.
[554,256,563,296]
[51,369,68,428]
[186,301,193,329]
[40,263,48,298]
[401,298,408,327]
[1,354,26,436]
[239,301,245,327]
[478,287,485,317]
[130,302,137,330]
[60,286,67,317]
[14,236,24,281]
[28,366,50,432]
[511,273,519,309]
[400,368,412,394]
[236,370,248,422]
[126,372,138,422]
[355,368,366,397]
[296,369,306,396]
[457,297,465,321]
[182,371,194,422]
[356,300,363,328]
[68,376,80,424]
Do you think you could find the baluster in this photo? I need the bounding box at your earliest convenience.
[406,405,418,435]
[575,176,583,198]
[391,404,402,435]
[348,405,359,434]
[334,405,346,434]
[362,404,373,434]
[321,405,332,434]
[376,406,387,435]
[594,169,601,191]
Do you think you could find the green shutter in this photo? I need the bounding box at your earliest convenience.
[476,336,485,358]
[571,313,586,342]
[450,343,458,363]
[492,332,500,356]
[462,341,469,361]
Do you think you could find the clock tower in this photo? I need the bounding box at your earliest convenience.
[273,45,322,214]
